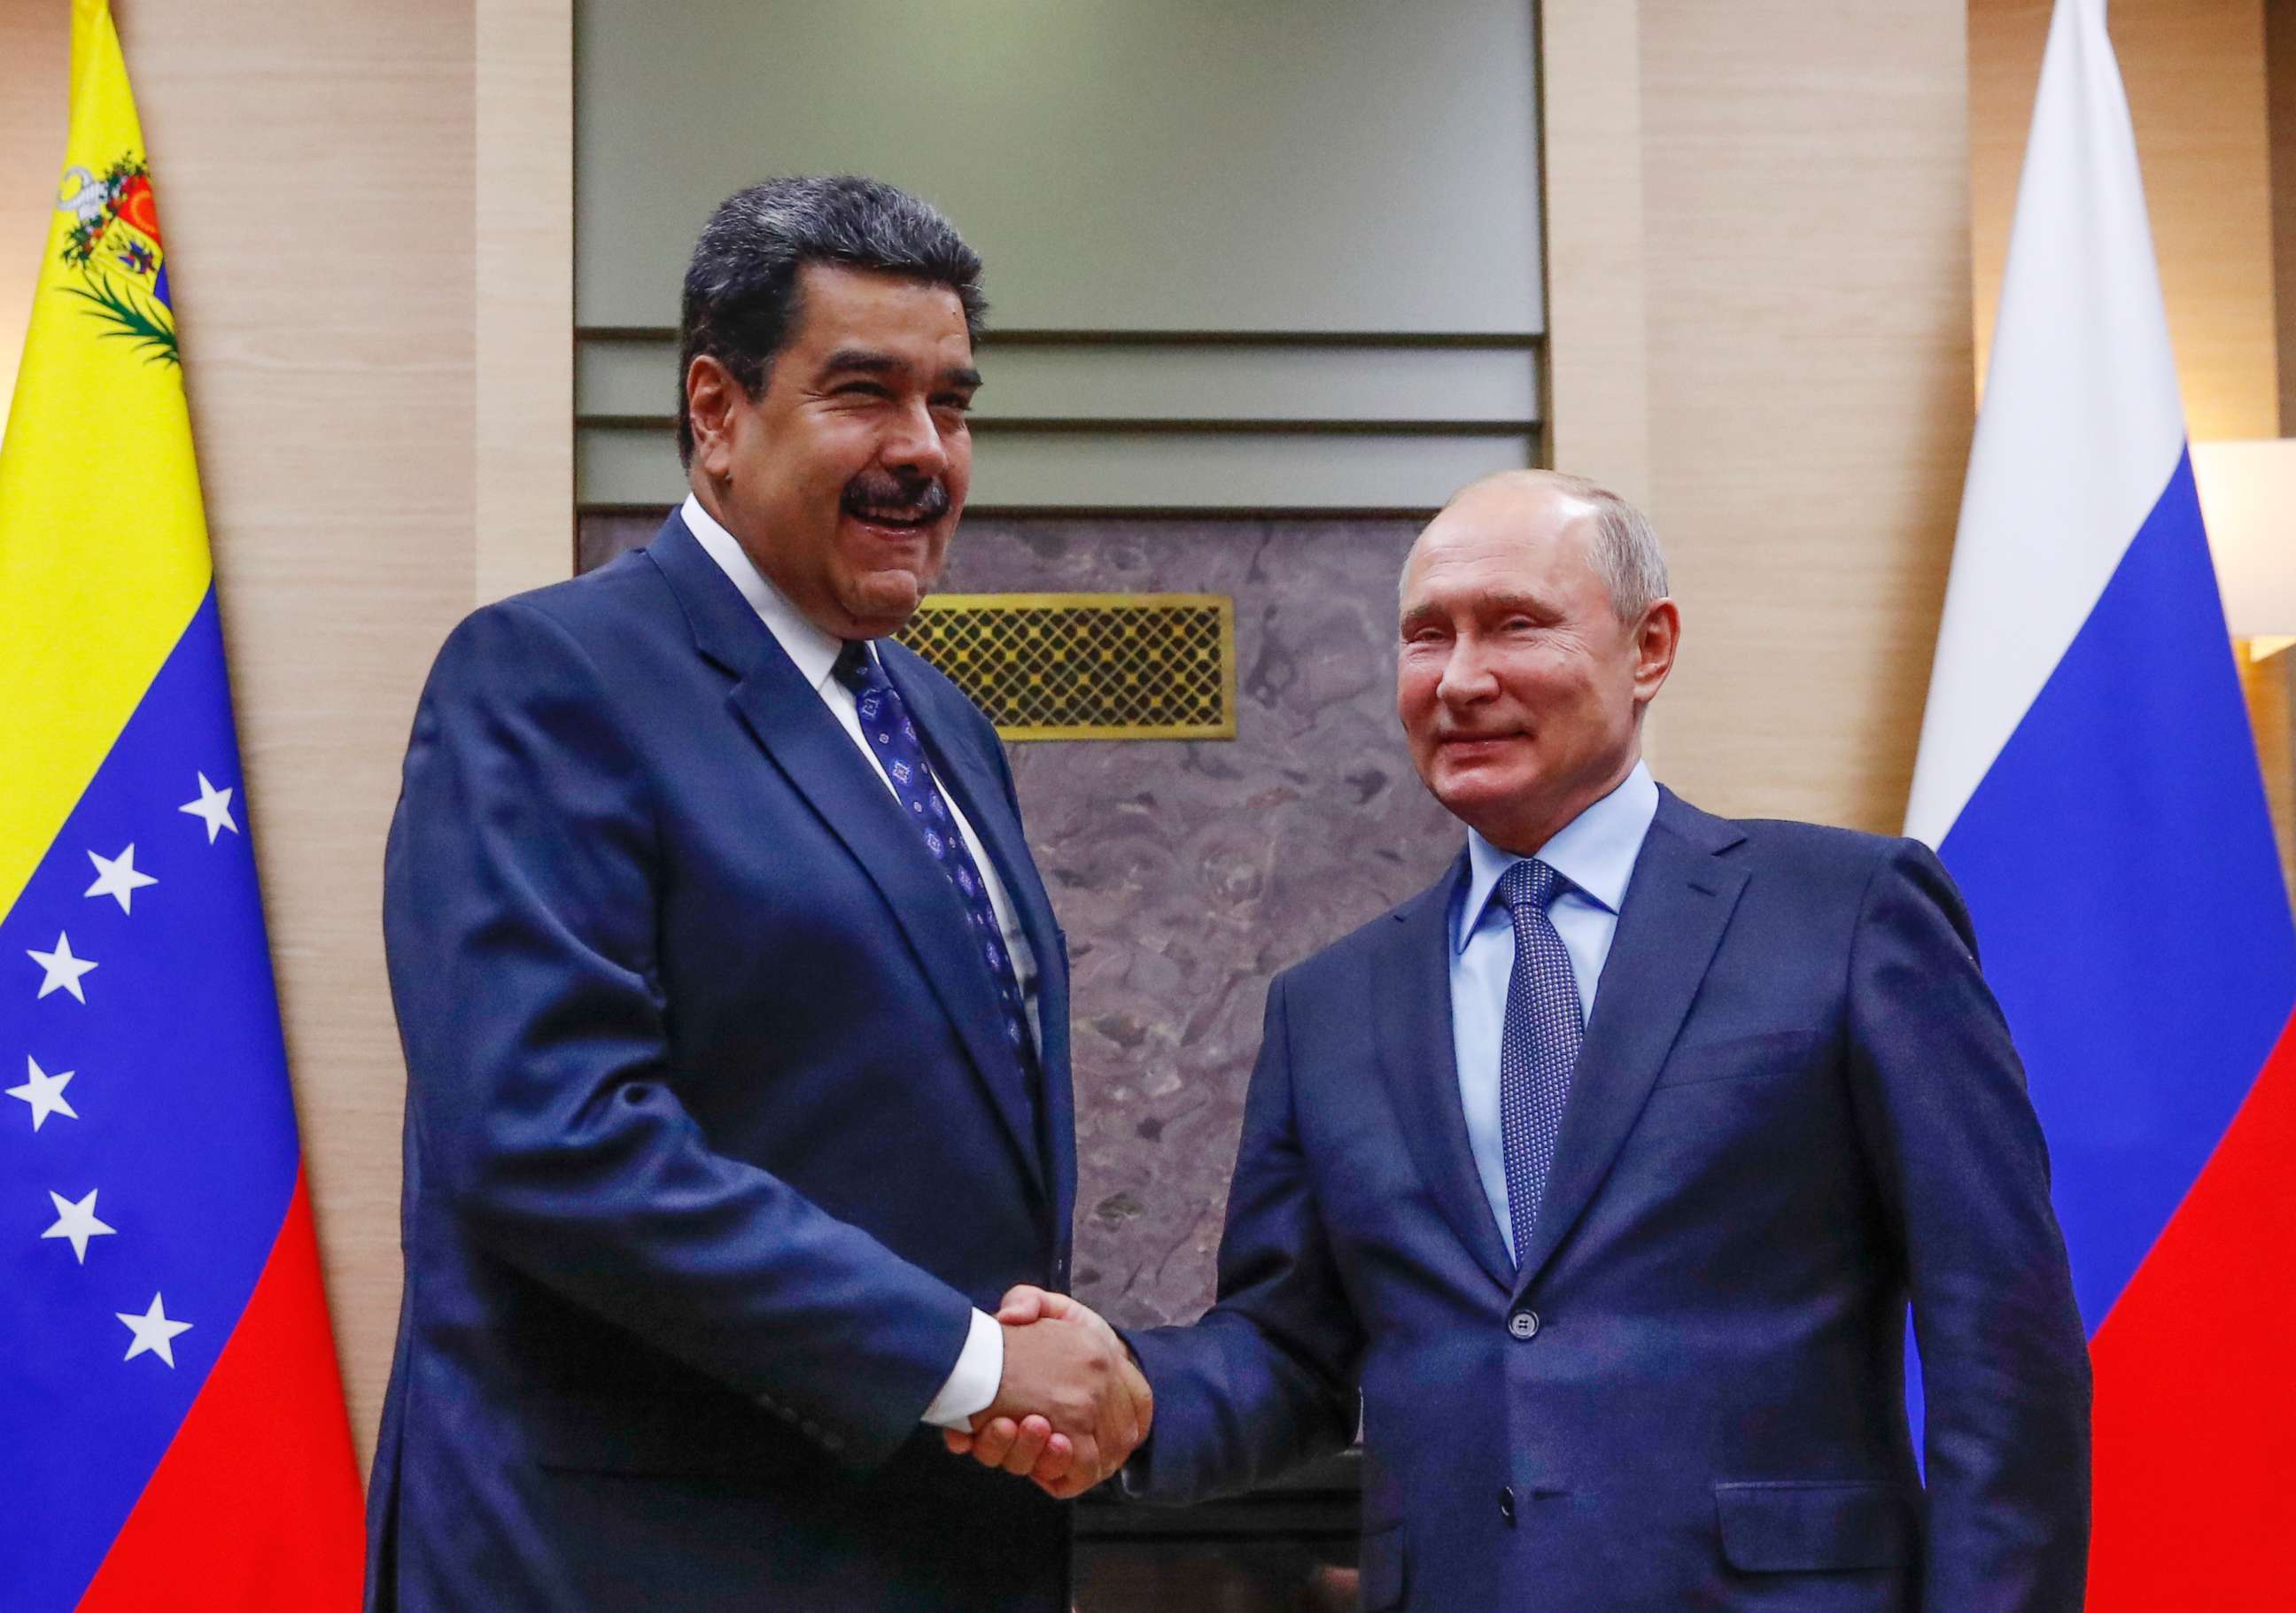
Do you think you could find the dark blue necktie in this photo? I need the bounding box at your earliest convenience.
[1497,858,1586,1267]
[834,643,1039,1090]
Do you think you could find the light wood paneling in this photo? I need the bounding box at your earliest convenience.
[1540,3,1973,833]
[1537,0,1652,513]
[0,1,70,444]
[114,0,482,1475]
[477,0,573,597]
[1972,0,2277,441]
[2241,647,2296,905]
[2270,0,2296,430]
[1633,2,1974,832]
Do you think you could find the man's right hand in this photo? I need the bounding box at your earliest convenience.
[944,1288,1151,1498]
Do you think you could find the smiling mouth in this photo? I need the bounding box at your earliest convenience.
[847,506,936,531]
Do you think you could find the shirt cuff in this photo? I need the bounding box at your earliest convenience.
[919,1307,1004,1431]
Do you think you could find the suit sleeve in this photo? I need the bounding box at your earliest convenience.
[1122,974,1361,1502]
[384,601,975,1472]
[1844,838,2092,1611]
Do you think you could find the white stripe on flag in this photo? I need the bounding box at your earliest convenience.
[1904,0,2187,848]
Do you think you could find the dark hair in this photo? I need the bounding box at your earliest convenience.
[676,175,988,466]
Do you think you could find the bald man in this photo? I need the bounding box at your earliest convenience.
[968,474,2091,1610]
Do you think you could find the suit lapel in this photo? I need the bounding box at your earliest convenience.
[885,648,1077,1240]
[645,517,1049,1200]
[1377,862,1516,1293]
[1511,789,1749,1294]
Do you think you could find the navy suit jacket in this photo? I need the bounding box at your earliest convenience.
[367,514,1075,1611]
[1127,790,2091,1611]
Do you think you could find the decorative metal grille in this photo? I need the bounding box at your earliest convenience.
[895,593,1237,741]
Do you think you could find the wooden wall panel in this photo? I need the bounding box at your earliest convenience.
[114,0,480,1473]
[1537,0,1651,512]
[477,0,573,597]
[0,0,70,442]
[1972,0,2277,441]
[2271,0,2296,430]
[1633,2,1974,833]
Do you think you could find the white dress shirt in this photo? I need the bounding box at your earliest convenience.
[1449,761,1661,1262]
[682,493,1013,1431]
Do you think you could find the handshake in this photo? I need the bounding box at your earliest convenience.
[943,1287,1152,1498]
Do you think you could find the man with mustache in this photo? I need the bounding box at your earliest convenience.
[369,176,1146,1612]
[965,471,2091,1609]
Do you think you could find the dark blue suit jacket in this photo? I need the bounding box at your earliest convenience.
[1127,791,2090,1611]
[367,514,1075,1611]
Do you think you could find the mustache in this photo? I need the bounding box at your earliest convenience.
[841,471,950,522]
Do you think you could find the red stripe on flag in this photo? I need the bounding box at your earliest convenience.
[2087,1007,2296,1609]
[76,1170,365,1610]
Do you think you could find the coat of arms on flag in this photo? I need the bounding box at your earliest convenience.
[56,152,177,366]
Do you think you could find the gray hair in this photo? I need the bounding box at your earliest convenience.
[676,175,988,466]
[1542,472,1670,622]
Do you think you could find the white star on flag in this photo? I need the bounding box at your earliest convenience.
[84,843,159,913]
[5,1056,78,1130]
[179,772,238,842]
[117,1293,192,1368]
[42,1189,117,1264]
[27,933,97,1004]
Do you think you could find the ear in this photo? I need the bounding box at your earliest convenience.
[685,355,743,480]
[1631,598,1680,704]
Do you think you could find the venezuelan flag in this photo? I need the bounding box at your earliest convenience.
[0,2,365,1604]
[1907,1,2296,1602]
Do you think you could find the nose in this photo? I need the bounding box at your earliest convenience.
[881,398,950,477]
[1436,634,1497,705]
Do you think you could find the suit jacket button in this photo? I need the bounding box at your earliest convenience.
[1498,1485,1517,1525]
[1508,1308,1540,1340]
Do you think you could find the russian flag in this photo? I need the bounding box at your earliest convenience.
[1906,1,2296,1602]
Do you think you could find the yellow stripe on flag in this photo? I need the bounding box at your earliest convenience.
[0,0,213,921]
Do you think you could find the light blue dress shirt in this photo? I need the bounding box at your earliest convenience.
[1449,761,1660,1262]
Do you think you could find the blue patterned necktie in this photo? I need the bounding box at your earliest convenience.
[1497,858,1586,1268]
[833,643,1039,1090]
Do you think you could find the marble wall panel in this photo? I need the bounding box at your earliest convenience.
[578,512,1462,1325]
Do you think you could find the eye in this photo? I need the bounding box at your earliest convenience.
[833,381,891,400]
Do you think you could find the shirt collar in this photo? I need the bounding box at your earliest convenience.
[1454,760,1660,954]
[679,492,851,694]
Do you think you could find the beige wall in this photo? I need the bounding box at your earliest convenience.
[1972,0,2278,441]
[0,0,69,440]
[1544,1,1974,834]
[1,0,570,1474]
[120,0,472,1476]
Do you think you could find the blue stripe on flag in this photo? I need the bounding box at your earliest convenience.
[0,589,300,1608]
[1936,449,2296,1331]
